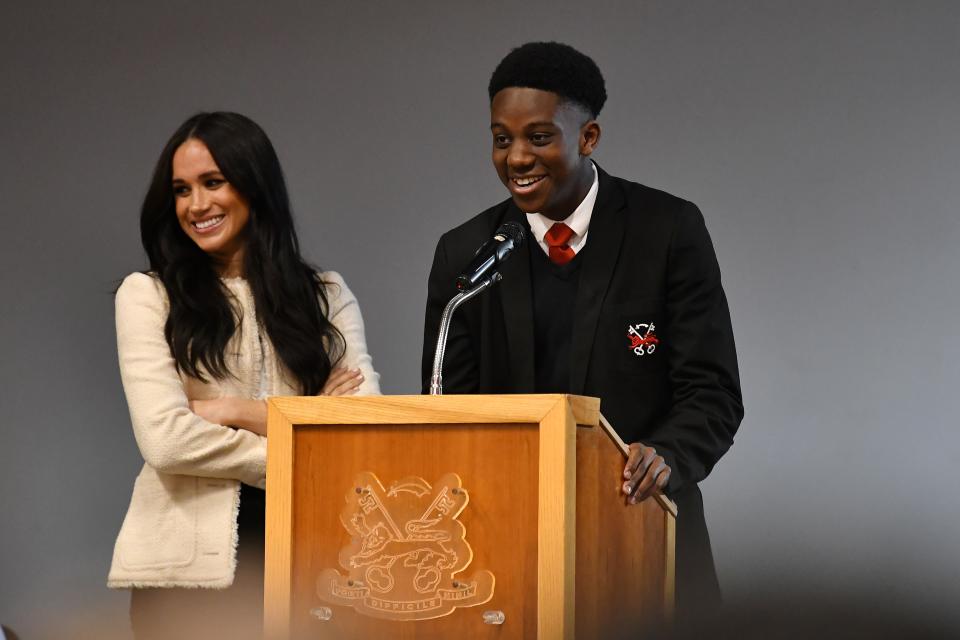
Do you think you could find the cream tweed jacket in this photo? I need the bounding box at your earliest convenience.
[107,271,380,589]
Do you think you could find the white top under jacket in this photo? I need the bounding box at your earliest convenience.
[525,162,599,256]
[107,271,380,589]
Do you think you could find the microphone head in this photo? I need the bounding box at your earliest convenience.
[494,221,525,247]
[454,222,526,291]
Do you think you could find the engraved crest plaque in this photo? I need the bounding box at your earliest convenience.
[316,472,495,621]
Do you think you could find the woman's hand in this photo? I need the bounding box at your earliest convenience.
[321,367,364,396]
[186,368,362,438]
[189,397,268,436]
[188,398,229,426]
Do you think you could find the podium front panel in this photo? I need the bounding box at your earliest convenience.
[289,422,539,639]
[264,394,672,640]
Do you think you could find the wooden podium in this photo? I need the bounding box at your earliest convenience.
[264,394,676,639]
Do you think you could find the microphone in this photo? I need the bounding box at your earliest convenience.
[432,222,525,394]
[455,222,526,291]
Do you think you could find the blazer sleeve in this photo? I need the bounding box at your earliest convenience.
[321,271,381,395]
[645,202,744,494]
[115,273,266,487]
[421,233,480,393]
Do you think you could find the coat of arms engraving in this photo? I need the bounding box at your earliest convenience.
[316,472,495,621]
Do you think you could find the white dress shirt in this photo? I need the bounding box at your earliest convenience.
[525,163,599,257]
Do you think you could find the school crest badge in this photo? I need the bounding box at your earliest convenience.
[316,472,495,621]
[628,322,659,356]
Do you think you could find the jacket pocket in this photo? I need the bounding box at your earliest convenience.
[117,468,198,570]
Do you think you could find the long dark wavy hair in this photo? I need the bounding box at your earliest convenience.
[140,111,343,394]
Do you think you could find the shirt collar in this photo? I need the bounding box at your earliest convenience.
[525,163,599,245]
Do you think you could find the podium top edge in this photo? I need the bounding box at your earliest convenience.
[268,394,597,400]
[268,394,600,426]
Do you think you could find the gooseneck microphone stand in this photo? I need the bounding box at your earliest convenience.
[429,272,502,395]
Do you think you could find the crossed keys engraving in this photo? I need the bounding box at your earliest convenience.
[317,472,495,621]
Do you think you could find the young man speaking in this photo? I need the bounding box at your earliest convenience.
[421,42,743,613]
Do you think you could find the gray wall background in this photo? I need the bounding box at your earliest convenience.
[2,1,958,636]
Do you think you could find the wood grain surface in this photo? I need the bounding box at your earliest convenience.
[264,395,673,639]
[290,422,539,639]
[574,423,672,639]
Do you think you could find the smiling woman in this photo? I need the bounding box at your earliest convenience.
[171,139,251,276]
[109,112,380,639]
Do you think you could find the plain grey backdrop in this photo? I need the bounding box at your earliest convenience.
[2,1,958,637]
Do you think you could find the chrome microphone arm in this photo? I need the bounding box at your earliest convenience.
[429,272,502,395]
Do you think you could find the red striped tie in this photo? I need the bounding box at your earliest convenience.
[545,223,576,265]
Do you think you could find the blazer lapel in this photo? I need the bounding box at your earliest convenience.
[497,202,536,391]
[570,167,626,394]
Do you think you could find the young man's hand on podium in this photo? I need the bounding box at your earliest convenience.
[622,442,671,505]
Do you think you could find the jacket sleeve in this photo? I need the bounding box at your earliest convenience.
[321,271,381,395]
[115,273,266,487]
[645,202,744,494]
[421,233,480,393]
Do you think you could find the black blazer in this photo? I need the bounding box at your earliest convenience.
[421,166,744,608]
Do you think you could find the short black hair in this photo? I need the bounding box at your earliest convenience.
[488,41,607,118]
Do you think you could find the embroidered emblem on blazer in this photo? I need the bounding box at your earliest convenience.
[627,322,659,357]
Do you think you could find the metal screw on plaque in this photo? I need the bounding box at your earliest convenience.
[482,610,505,625]
[310,607,333,621]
